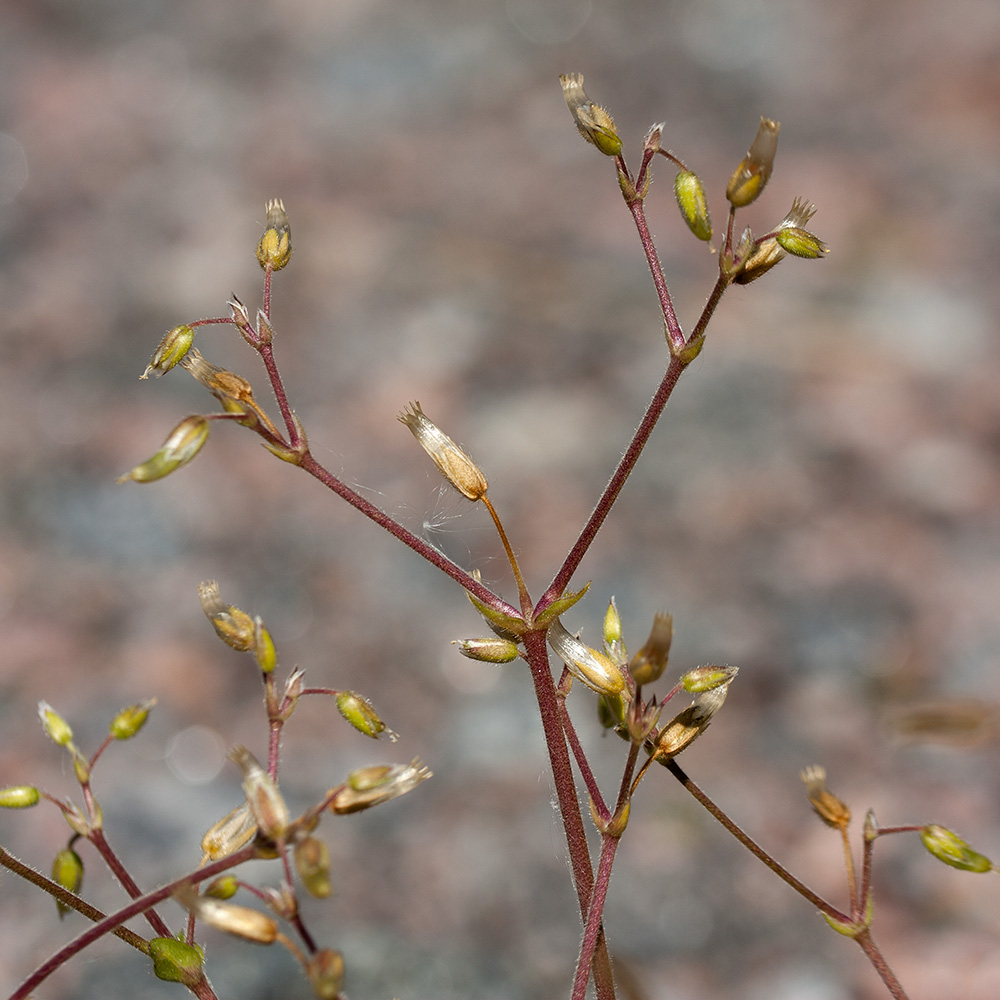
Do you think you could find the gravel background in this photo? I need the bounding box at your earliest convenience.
[3,1,1000,998]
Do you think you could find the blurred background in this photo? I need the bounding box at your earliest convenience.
[2,0,1000,997]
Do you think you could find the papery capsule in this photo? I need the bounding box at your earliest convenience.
[547,620,625,696]
[800,765,851,830]
[726,117,780,208]
[398,402,488,501]
[175,884,278,944]
[117,416,210,483]
[629,613,673,686]
[330,758,431,814]
[558,73,623,157]
[229,745,289,842]
[198,580,256,652]
[200,802,257,862]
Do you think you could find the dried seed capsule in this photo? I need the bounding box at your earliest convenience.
[559,73,623,157]
[398,402,488,501]
[198,580,256,652]
[330,758,431,814]
[629,613,673,686]
[228,745,289,842]
[726,116,780,208]
[117,415,210,483]
[800,765,851,830]
[547,620,625,696]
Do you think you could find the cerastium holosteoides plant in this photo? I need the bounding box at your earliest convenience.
[1,74,995,1000]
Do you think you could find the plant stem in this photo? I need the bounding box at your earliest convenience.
[664,759,843,917]
[854,929,911,1000]
[521,630,615,1000]
[0,845,148,952]
[571,834,620,1000]
[9,845,256,1000]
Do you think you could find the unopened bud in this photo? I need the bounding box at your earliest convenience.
[256,198,291,271]
[680,664,738,693]
[109,698,157,740]
[52,846,83,917]
[253,617,277,673]
[726,117,780,208]
[229,745,289,842]
[336,691,388,739]
[0,785,40,808]
[201,802,257,862]
[330,758,431,814]
[175,884,278,944]
[71,747,91,786]
[559,73,623,157]
[295,835,333,898]
[398,402,488,501]
[674,171,713,241]
[38,701,73,747]
[629,613,673,686]
[920,824,993,873]
[775,226,829,259]
[149,937,206,986]
[602,597,623,652]
[548,620,625,696]
[117,415,209,483]
[198,580,256,652]
[203,875,239,900]
[453,637,520,663]
[142,325,195,379]
[800,765,851,830]
[307,948,346,1000]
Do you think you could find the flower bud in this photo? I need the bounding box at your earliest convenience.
[559,73,622,157]
[602,597,623,652]
[256,198,291,271]
[680,664,738,693]
[229,745,289,842]
[295,835,333,898]
[71,747,91,786]
[920,824,993,873]
[548,620,625,696]
[775,226,829,259]
[629,612,673,686]
[198,580,256,652]
[800,765,851,830]
[253,617,277,673]
[330,758,431,814]
[336,691,388,739]
[38,701,73,747]
[307,949,345,1000]
[201,802,257,862]
[175,884,278,944]
[452,637,520,663]
[0,785,40,808]
[398,402,488,501]
[52,846,83,917]
[203,875,239,900]
[142,325,195,379]
[149,937,206,986]
[673,171,713,241]
[726,117,780,208]
[109,698,157,740]
[117,415,210,483]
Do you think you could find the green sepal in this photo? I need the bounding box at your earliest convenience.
[149,937,206,985]
[533,583,591,631]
